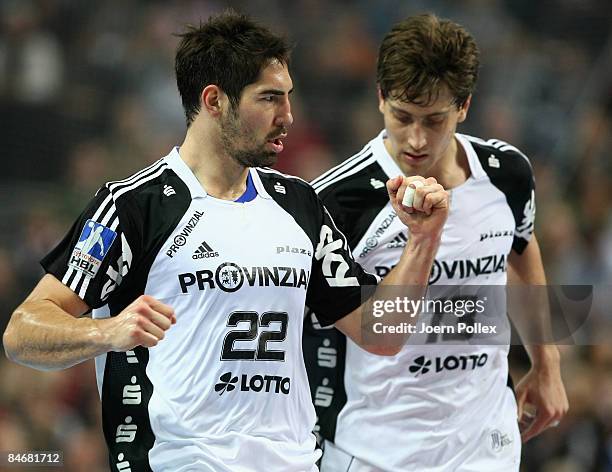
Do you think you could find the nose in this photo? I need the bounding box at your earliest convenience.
[406,122,427,152]
[274,97,293,128]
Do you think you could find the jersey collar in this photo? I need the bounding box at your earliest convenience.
[249,169,273,200]
[455,134,487,180]
[165,147,272,200]
[371,129,402,179]
[166,147,208,198]
[372,129,486,181]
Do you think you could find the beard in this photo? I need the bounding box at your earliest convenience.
[220,108,279,168]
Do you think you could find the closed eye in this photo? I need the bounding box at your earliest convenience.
[425,117,445,126]
[394,114,413,124]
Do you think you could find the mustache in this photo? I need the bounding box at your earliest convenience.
[266,128,287,140]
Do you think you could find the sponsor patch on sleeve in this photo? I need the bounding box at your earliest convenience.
[68,219,117,277]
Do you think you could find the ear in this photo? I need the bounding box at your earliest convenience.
[200,85,227,117]
[377,86,386,115]
[457,95,472,123]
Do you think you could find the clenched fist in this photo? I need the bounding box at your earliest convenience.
[387,175,449,241]
[99,295,176,351]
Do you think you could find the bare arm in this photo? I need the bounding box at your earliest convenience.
[507,235,569,441]
[3,274,176,371]
[336,176,448,355]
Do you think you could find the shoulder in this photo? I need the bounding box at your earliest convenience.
[308,144,391,247]
[462,135,537,250]
[102,158,190,206]
[96,158,191,219]
[462,134,534,184]
[310,146,389,210]
[255,166,315,192]
[255,167,321,209]
[254,167,326,246]
[91,157,193,242]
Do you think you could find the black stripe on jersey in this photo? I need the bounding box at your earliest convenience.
[61,162,168,296]
[256,166,310,186]
[302,158,388,445]
[107,159,166,192]
[311,145,372,189]
[73,275,87,298]
[469,137,535,254]
[91,193,115,222]
[312,154,376,194]
[41,162,192,470]
[315,160,390,251]
[69,164,170,299]
[103,348,154,472]
[311,145,371,188]
[65,269,77,288]
[108,163,169,200]
[100,168,192,472]
[303,309,348,443]
[487,138,529,160]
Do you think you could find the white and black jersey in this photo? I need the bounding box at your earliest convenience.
[41,148,377,472]
[303,130,535,471]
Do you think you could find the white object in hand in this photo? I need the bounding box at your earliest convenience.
[402,180,424,207]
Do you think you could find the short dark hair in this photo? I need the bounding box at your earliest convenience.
[175,11,291,126]
[377,14,480,108]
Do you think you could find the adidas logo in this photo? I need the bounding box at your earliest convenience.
[215,372,238,395]
[370,178,385,189]
[274,182,286,194]
[192,241,219,259]
[488,154,500,168]
[408,355,432,376]
[163,185,176,196]
[387,232,408,249]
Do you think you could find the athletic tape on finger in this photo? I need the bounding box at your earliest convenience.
[402,180,424,207]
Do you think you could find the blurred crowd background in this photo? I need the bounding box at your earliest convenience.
[0,0,611,470]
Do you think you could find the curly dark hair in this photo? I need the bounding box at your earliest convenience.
[377,14,480,108]
[175,10,292,126]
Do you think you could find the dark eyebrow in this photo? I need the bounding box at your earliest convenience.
[259,88,294,96]
[426,111,449,117]
[389,104,449,118]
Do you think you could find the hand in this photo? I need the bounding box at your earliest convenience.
[515,361,569,442]
[100,295,176,351]
[386,176,449,241]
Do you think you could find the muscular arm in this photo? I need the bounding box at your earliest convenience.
[507,235,569,441]
[3,274,175,371]
[335,236,437,355]
[507,235,559,365]
[336,176,446,355]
